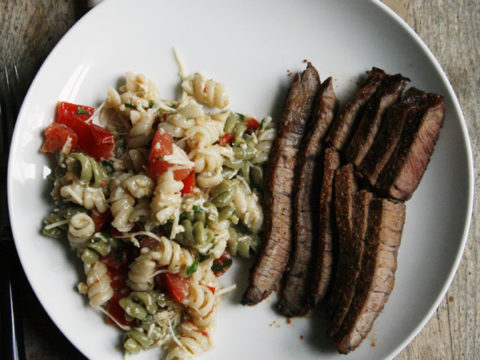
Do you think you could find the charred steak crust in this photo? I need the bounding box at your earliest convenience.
[333,198,406,354]
[328,190,373,339]
[359,87,428,186]
[277,77,337,317]
[376,92,445,201]
[344,74,409,167]
[326,164,358,317]
[310,147,341,307]
[242,63,321,305]
[325,67,386,151]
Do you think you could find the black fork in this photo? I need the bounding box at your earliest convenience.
[1,65,26,360]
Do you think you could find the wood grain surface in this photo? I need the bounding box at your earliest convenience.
[0,0,478,359]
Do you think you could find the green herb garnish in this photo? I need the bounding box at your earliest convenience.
[76,107,90,115]
[192,205,203,213]
[187,259,199,275]
[149,100,155,108]
[199,253,210,263]
[211,259,233,272]
[124,103,136,109]
[236,112,245,120]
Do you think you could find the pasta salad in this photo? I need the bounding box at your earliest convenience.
[40,69,275,358]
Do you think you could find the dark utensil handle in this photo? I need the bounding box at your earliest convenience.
[1,242,25,360]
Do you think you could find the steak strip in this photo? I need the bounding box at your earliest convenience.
[325,67,386,151]
[333,198,406,354]
[277,77,337,317]
[242,63,320,305]
[376,92,445,201]
[328,190,373,339]
[344,74,409,166]
[310,147,340,307]
[326,164,357,317]
[359,87,428,186]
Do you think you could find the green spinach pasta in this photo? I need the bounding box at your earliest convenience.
[40,62,275,359]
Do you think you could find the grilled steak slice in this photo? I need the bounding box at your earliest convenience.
[310,147,341,307]
[325,67,386,151]
[328,190,373,339]
[277,77,337,317]
[326,164,357,317]
[376,92,445,201]
[344,74,409,166]
[242,63,321,305]
[333,198,406,354]
[359,87,428,186]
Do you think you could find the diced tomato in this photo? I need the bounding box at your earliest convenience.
[107,267,127,291]
[247,117,260,131]
[149,128,173,161]
[90,210,111,232]
[218,133,233,146]
[100,249,128,270]
[140,237,160,251]
[180,171,195,195]
[55,101,115,161]
[155,273,190,304]
[147,128,192,181]
[88,124,115,160]
[56,102,95,124]
[212,249,233,276]
[106,289,135,328]
[41,123,78,153]
[206,285,216,294]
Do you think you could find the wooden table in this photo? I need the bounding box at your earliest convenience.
[1,0,478,358]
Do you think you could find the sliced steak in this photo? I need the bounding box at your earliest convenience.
[325,67,386,151]
[328,190,373,339]
[344,74,409,166]
[376,92,445,201]
[359,87,428,186]
[277,77,337,317]
[242,63,321,305]
[326,164,357,318]
[309,147,341,307]
[333,198,406,354]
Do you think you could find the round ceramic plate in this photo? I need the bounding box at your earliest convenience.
[8,0,473,359]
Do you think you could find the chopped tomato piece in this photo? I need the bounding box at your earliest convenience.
[247,117,260,131]
[180,171,195,195]
[91,210,111,232]
[106,289,134,328]
[41,122,78,153]
[206,285,216,294]
[107,267,127,291]
[55,101,115,161]
[147,128,192,181]
[100,249,128,270]
[218,133,233,146]
[155,273,190,304]
[212,249,233,276]
[56,102,95,124]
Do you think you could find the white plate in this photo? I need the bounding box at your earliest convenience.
[7,0,474,359]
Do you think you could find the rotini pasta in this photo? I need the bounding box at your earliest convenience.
[182,73,229,109]
[40,65,275,360]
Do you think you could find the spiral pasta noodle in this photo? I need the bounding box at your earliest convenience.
[67,212,95,248]
[151,170,183,226]
[165,321,214,360]
[127,249,157,291]
[60,177,108,213]
[85,261,114,307]
[182,73,229,109]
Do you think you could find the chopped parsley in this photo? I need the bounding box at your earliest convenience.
[236,112,245,120]
[149,100,155,108]
[147,281,152,287]
[92,236,101,243]
[124,103,136,109]
[211,259,232,272]
[187,259,199,275]
[192,205,203,213]
[76,107,90,115]
[199,253,210,262]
